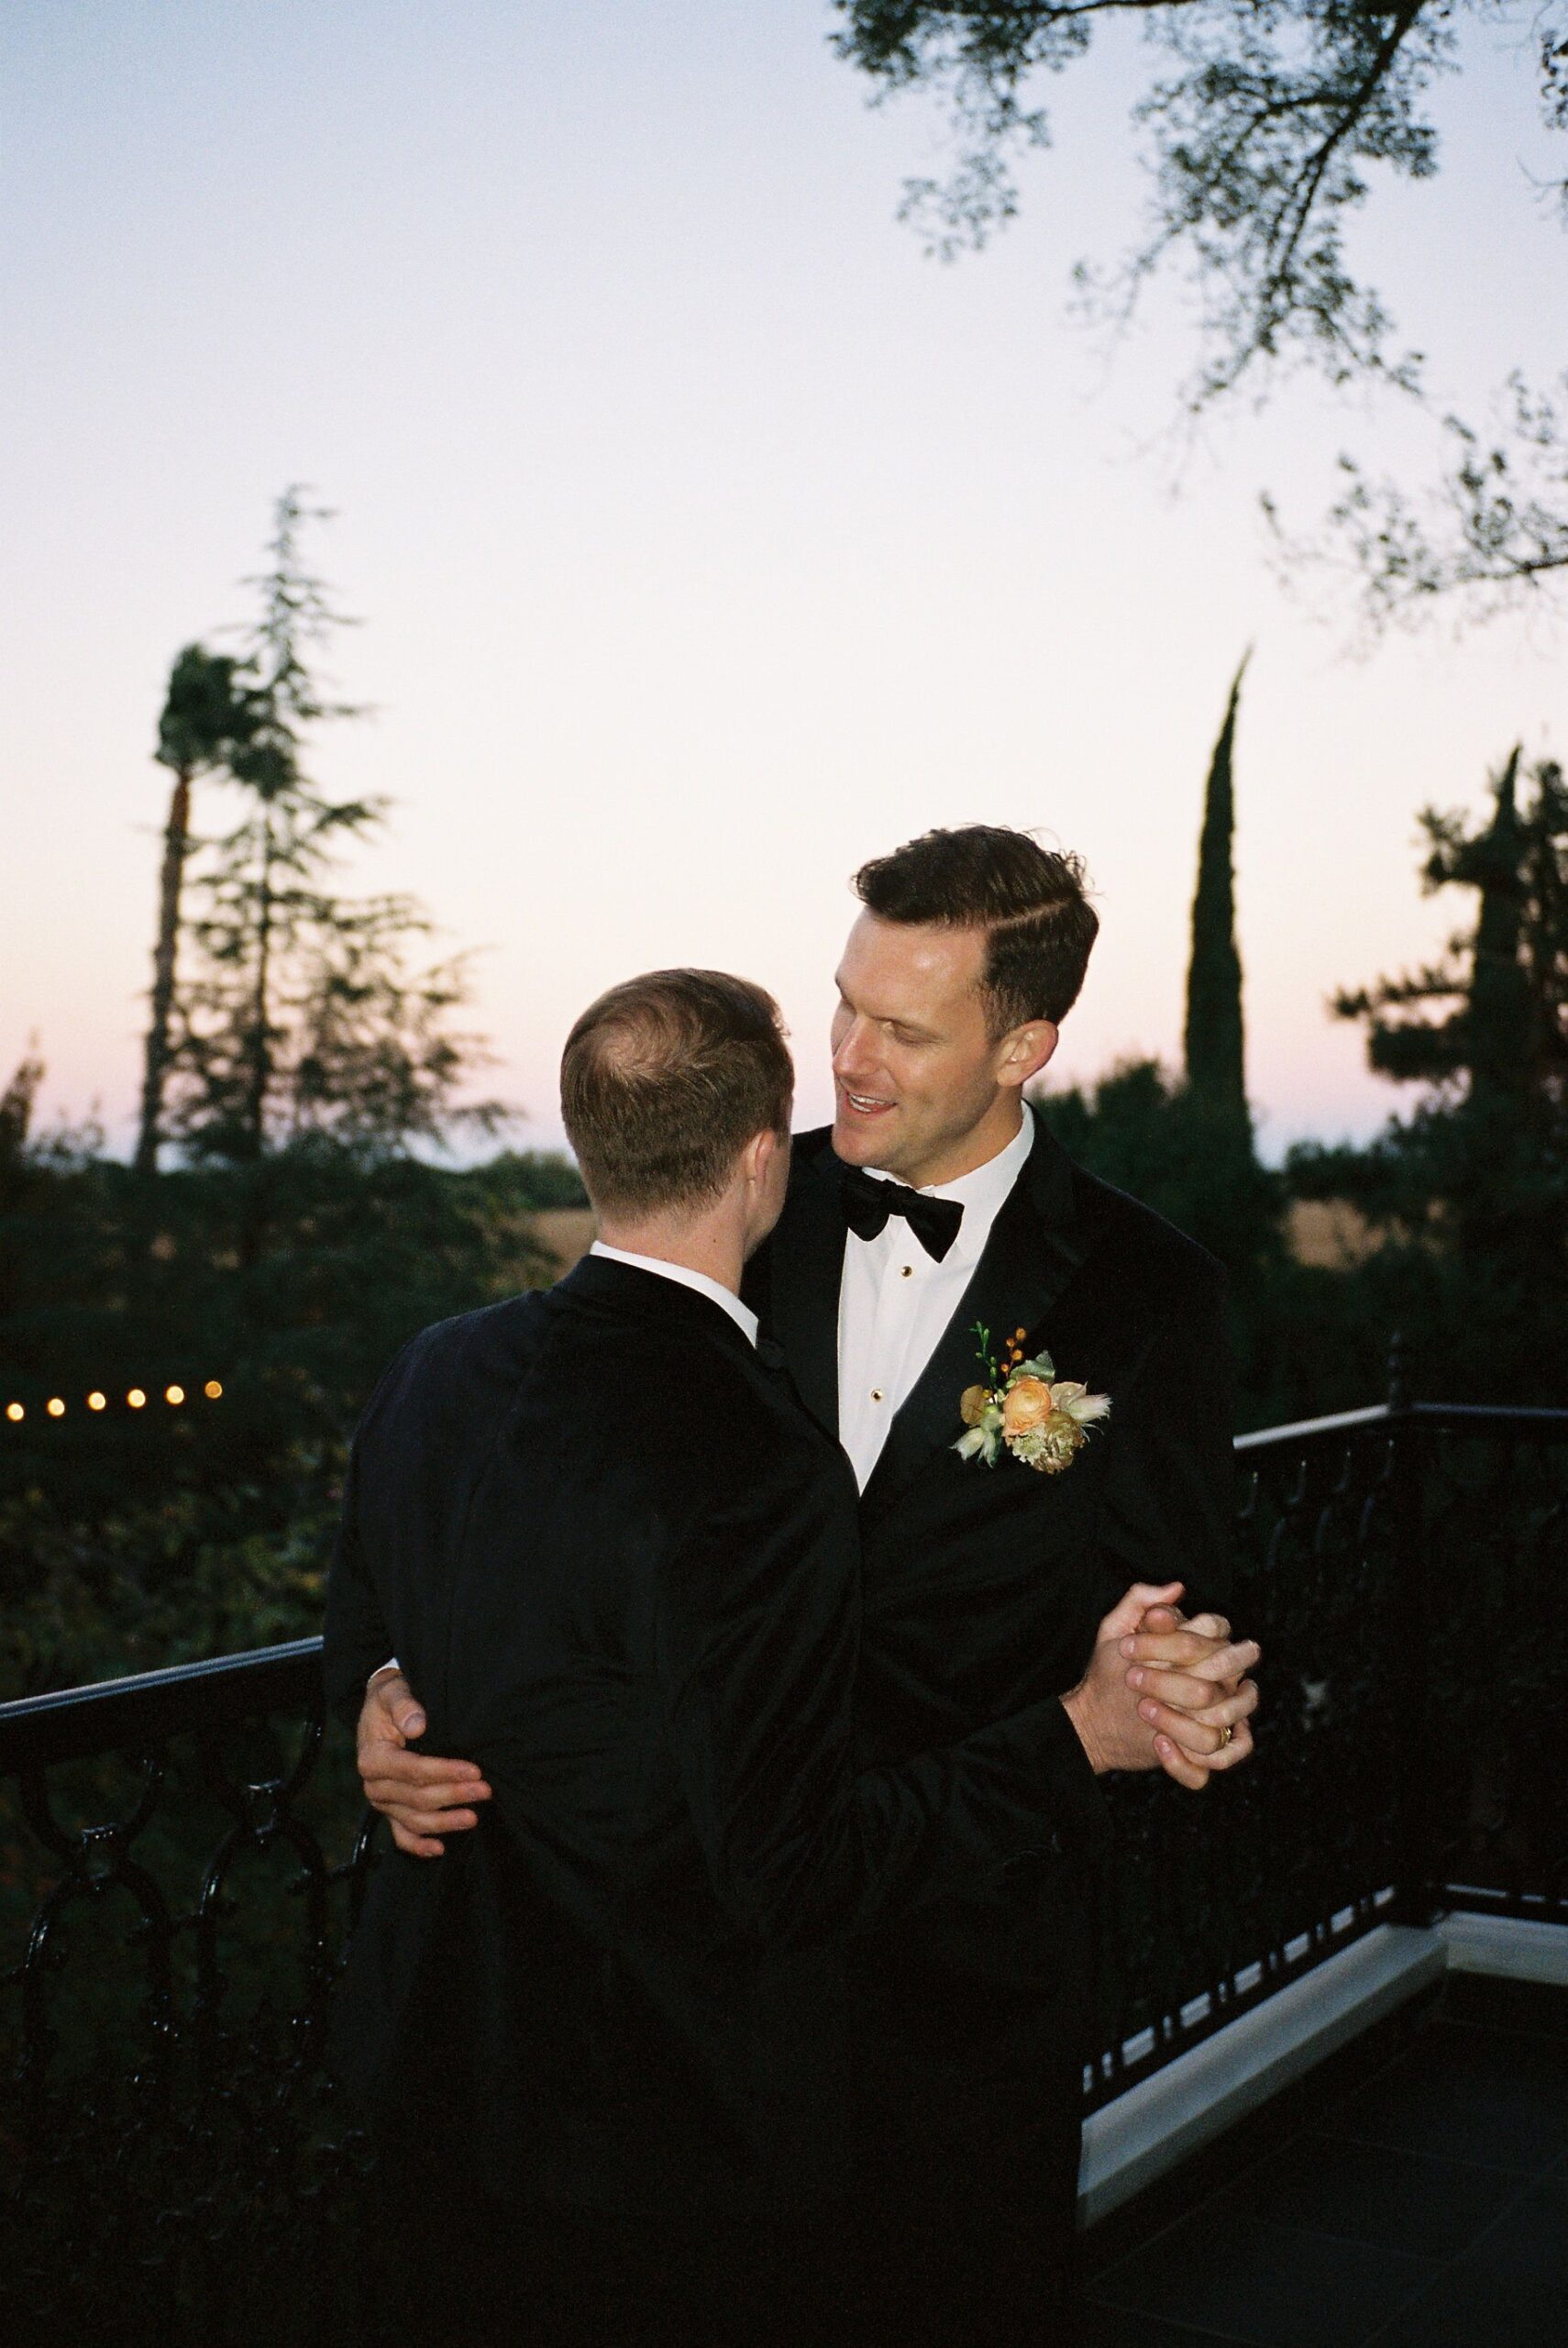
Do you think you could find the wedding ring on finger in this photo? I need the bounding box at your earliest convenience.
[1216,1722,1234,1749]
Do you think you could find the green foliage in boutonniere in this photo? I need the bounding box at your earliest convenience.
[954,1321,1110,1475]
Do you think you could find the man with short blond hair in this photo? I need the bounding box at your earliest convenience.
[559,966,797,1215]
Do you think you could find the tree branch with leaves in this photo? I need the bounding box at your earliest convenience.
[1266,370,1568,624]
[832,1,1568,624]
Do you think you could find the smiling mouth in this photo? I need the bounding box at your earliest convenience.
[839,1090,896,1116]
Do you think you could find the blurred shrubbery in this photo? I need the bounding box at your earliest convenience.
[0,1135,583,1699]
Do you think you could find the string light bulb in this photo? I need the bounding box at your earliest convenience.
[6,1380,225,1421]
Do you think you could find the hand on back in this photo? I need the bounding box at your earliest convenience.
[355,1667,491,1857]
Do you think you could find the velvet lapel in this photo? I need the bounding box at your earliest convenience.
[765,1143,846,1438]
[859,1122,1087,1518]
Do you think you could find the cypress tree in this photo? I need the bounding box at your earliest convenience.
[1463,747,1530,1108]
[1184,653,1251,1133]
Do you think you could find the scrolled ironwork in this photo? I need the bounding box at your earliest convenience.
[1084,1401,1568,2111]
[1,1651,378,2340]
[2,1399,1563,2336]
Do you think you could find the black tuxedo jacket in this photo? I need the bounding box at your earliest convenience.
[742,1123,1233,2169]
[325,1256,1112,2221]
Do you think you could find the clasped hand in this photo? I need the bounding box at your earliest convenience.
[357,1576,1258,1856]
[1062,1578,1260,1791]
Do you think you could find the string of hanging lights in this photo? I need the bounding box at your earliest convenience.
[4,1380,224,1425]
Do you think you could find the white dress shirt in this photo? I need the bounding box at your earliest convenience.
[588,1240,758,1347]
[837,1106,1036,1491]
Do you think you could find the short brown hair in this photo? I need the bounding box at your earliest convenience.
[853,825,1099,1036]
[560,969,793,1219]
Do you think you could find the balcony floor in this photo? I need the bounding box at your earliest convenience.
[1081,1971,1567,2348]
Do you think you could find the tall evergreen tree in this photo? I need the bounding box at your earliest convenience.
[1184,652,1250,1135]
[1033,651,1303,1418]
[1327,748,1567,1118]
[135,646,258,1175]
[172,488,374,1161]
[0,1049,44,1178]
[1291,750,1568,1398]
[163,491,502,1165]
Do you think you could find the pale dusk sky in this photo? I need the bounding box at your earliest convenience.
[4,3,1562,1160]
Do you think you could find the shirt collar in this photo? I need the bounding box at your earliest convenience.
[589,1241,759,1346]
[864,1103,1034,1265]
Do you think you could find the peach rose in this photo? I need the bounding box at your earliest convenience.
[959,1384,992,1428]
[1000,1376,1054,1436]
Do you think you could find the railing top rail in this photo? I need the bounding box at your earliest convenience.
[1409,1401,1568,1438]
[1232,1404,1391,1453]
[1232,1399,1568,1456]
[0,1635,325,1774]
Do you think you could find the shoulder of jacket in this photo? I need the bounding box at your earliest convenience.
[375,1291,547,1402]
[413,1289,546,1361]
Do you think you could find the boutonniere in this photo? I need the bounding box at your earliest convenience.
[953,1322,1110,1475]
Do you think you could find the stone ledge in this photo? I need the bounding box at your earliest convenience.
[1441,1908,1568,1985]
[1077,1910,1568,2225]
[1077,1923,1442,2225]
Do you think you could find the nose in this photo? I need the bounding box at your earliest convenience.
[833,1017,875,1084]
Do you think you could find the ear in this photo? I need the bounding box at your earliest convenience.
[740,1125,782,1191]
[996,1021,1058,1092]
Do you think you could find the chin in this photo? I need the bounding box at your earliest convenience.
[833,1107,902,1168]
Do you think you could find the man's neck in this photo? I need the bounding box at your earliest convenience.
[593,1217,744,1299]
[898,1095,1025,1191]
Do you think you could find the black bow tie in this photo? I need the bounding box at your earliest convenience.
[840,1164,964,1262]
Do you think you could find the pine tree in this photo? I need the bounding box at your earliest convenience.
[164,491,502,1164]
[169,489,373,1160]
[1184,652,1250,1135]
[1328,748,1568,1125]
[1291,751,1568,1398]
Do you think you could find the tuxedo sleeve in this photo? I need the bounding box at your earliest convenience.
[323,1438,399,1733]
[323,1335,429,1733]
[657,1432,1107,1950]
[1097,1251,1235,1620]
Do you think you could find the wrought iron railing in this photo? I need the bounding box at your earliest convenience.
[3,1387,1564,2336]
[1087,1390,1567,2105]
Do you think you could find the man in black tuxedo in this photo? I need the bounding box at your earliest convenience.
[326,960,1249,2347]
[353,833,1259,2341]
